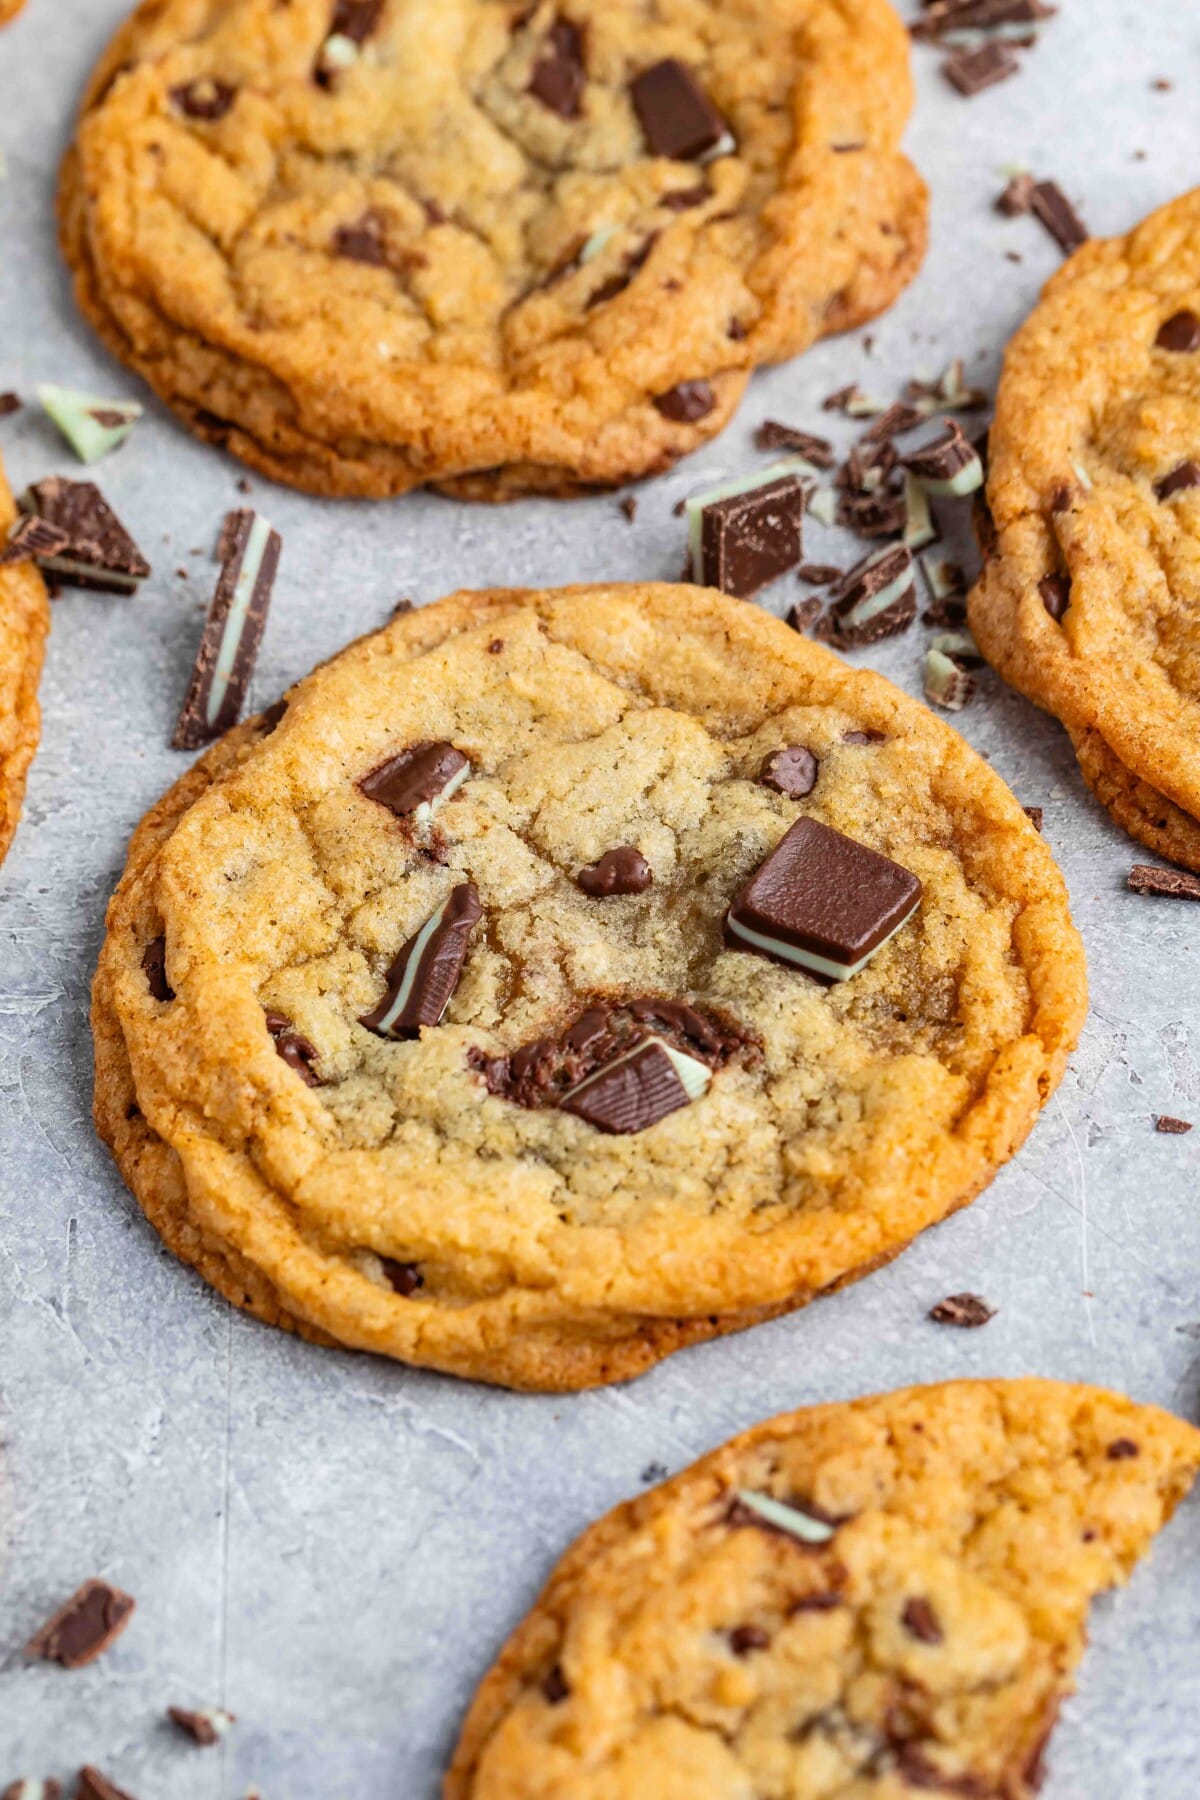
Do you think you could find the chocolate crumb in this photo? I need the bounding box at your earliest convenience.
[654,380,716,424]
[787,596,823,632]
[75,1773,137,1800]
[1155,1115,1194,1135]
[641,1461,668,1483]
[796,562,843,585]
[929,1292,995,1328]
[488,638,504,654]
[167,1706,236,1746]
[1128,865,1200,900]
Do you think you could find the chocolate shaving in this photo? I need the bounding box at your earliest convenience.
[26,1579,135,1669]
[381,1259,424,1295]
[929,1292,995,1328]
[796,562,843,585]
[859,402,926,445]
[1128,865,1200,900]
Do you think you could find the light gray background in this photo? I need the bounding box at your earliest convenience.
[2,4,1200,1795]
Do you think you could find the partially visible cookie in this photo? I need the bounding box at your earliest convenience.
[94,583,1086,1391]
[61,0,926,499]
[446,1379,1200,1798]
[970,187,1200,868]
[0,452,51,868]
[0,0,26,24]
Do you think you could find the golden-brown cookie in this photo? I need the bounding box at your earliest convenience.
[0,0,26,24]
[446,1379,1200,1799]
[970,187,1200,868]
[94,583,1086,1391]
[0,452,51,868]
[61,0,927,499]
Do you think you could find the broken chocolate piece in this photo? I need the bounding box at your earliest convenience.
[264,1011,321,1087]
[631,59,730,161]
[167,1706,236,1746]
[1129,864,1200,899]
[75,1774,136,1800]
[688,470,806,598]
[360,883,481,1039]
[1155,1115,1193,1135]
[37,385,142,464]
[830,544,917,646]
[529,17,586,118]
[26,1579,135,1669]
[577,847,653,896]
[333,209,389,265]
[142,936,174,1003]
[726,817,921,982]
[1038,573,1070,619]
[788,596,823,633]
[173,511,280,749]
[1155,460,1200,500]
[0,515,71,568]
[361,741,470,817]
[1030,180,1087,253]
[930,1292,995,1327]
[901,1597,944,1644]
[618,495,638,521]
[18,478,150,594]
[382,1259,424,1295]
[560,1036,708,1134]
[654,380,716,423]
[760,746,818,799]
[755,421,835,467]
[902,421,983,496]
[943,40,1019,95]
[997,171,1035,215]
[1156,310,1200,352]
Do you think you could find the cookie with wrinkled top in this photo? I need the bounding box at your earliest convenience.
[970,187,1200,870]
[60,0,926,499]
[93,583,1085,1391]
[0,453,51,869]
[445,1379,1200,1798]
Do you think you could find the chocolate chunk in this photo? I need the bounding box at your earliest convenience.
[75,1773,137,1800]
[1155,460,1200,500]
[360,741,470,817]
[1129,864,1200,899]
[0,392,22,417]
[859,401,927,446]
[171,78,237,120]
[577,847,653,896]
[264,1012,321,1087]
[787,596,824,633]
[329,0,384,43]
[1023,806,1044,832]
[843,729,885,745]
[529,18,586,119]
[1030,180,1088,253]
[3,1783,62,1799]
[661,182,710,210]
[1155,1115,1193,1134]
[18,478,150,594]
[167,1706,236,1746]
[1038,573,1070,619]
[631,59,730,161]
[925,647,977,712]
[930,1292,995,1328]
[360,883,481,1039]
[333,210,388,265]
[728,1623,770,1656]
[690,472,806,598]
[381,1259,424,1296]
[26,1579,135,1669]
[0,515,72,568]
[997,171,1035,216]
[836,488,908,540]
[173,511,280,750]
[830,544,917,646]
[1156,310,1200,352]
[943,41,1019,95]
[654,380,716,424]
[760,746,818,799]
[796,562,843,585]
[726,817,921,982]
[542,1666,569,1704]
[560,1037,700,1134]
[902,421,983,495]
[755,421,835,467]
[142,935,174,1003]
[1106,1438,1139,1460]
[902,1597,944,1644]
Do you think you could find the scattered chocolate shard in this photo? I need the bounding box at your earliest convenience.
[822,383,860,413]
[264,1011,322,1087]
[1155,460,1200,500]
[1129,864,1200,900]
[381,1258,424,1295]
[943,40,1019,94]
[528,17,586,119]
[2,1783,62,1800]
[902,421,983,496]
[75,1773,137,1800]
[726,816,921,982]
[259,696,288,733]
[18,478,150,594]
[787,596,823,633]
[631,58,730,161]
[361,741,470,817]
[997,171,1035,215]
[173,511,280,749]
[577,847,653,896]
[1023,805,1044,832]
[760,746,818,799]
[796,562,843,586]
[1039,572,1070,619]
[360,883,481,1039]
[1155,1115,1193,1135]
[688,471,806,598]
[333,209,389,265]
[0,515,71,568]
[142,935,174,1003]
[755,421,835,466]
[654,380,716,424]
[0,391,22,418]
[924,647,977,712]
[901,1597,944,1644]
[829,544,917,647]
[1156,310,1200,352]
[167,1706,236,1746]
[1030,180,1088,253]
[171,77,237,120]
[25,1579,135,1669]
[930,1292,995,1327]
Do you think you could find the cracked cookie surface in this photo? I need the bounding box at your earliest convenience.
[93,584,1086,1391]
[60,0,926,499]
[0,452,51,869]
[445,1380,1200,1798]
[970,187,1200,869]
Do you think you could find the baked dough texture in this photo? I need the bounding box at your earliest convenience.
[446,1380,1200,1799]
[93,584,1087,1391]
[60,0,927,499]
[970,187,1200,869]
[0,452,51,868]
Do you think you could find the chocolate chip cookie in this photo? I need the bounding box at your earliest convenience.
[446,1379,1200,1798]
[0,453,51,869]
[93,583,1086,1391]
[60,0,927,499]
[970,188,1200,869]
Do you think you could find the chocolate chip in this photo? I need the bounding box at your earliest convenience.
[1030,180,1088,254]
[543,1665,569,1704]
[631,59,729,161]
[577,847,653,896]
[333,210,389,265]
[528,17,586,119]
[1155,460,1200,500]
[488,637,504,654]
[1156,310,1200,352]
[1038,573,1070,619]
[728,1623,770,1656]
[381,1259,424,1296]
[726,817,922,982]
[843,729,885,745]
[1155,1114,1194,1134]
[171,78,237,120]
[996,171,1035,215]
[264,1012,321,1086]
[142,936,174,1003]
[943,40,1019,95]
[25,1580,135,1669]
[0,392,22,418]
[1127,864,1200,900]
[173,511,281,750]
[901,1597,944,1644]
[17,478,150,595]
[360,883,482,1039]
[360,741,470,817]
[929,1292,995,1328]
[75,1773,137,1800]
[654,380,716,424]
[167,1706,236,1746]
[755,421,835,466]
[760,746,818,799]
[1106,1438,1139,1460]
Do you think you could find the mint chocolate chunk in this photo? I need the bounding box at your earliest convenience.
[529,17,586,119]
[830,544,917,646]
[173,510,280,749]
[902,421,983,496]
[18,478,149,594]
[726,817,922,982]
[688,470,806,599]
[3,1782,63,1799]
[37,385,142,464]
[631,59,730,161]
[360,883,481,1039]
[25,1579,135,1669]
[360,741,470,817]
[560,1036,709,1134]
